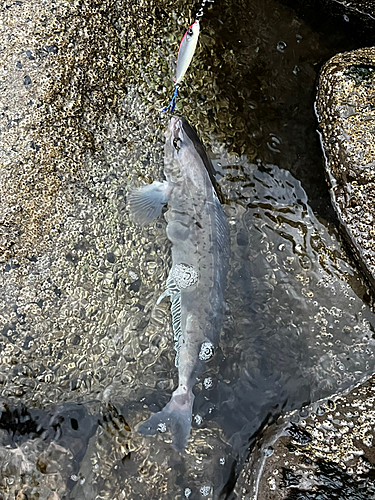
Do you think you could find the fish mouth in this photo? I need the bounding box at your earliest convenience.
[168,115,183,135]
[166,115,185,149]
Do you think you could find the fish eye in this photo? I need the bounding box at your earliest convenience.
[187,28,193,36]
[173,137,180,151]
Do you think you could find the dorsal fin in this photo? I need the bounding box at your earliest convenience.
[180,118,226,204]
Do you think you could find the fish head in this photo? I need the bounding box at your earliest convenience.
[165,116,225,202]
[166,115,206,157]
[164,116,194,180]
[166,115,186,154]
[165,116,197,155]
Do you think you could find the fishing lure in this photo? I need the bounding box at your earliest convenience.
[162,19,200,113]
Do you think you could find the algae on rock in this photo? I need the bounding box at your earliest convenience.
[316,47,375,289]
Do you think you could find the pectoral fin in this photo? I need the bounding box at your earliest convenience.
[128,181,172,226]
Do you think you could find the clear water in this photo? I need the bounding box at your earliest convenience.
[69,156,375,500]
[1,0,375,499]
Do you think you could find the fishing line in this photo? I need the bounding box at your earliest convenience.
[195,0,214,20]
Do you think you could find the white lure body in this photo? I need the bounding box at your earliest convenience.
[175,19,200,85]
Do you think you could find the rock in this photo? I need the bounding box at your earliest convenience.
[0,0,176,409]
[0,0,194,495]
[0,0,330,423]
[325,0,375,21]
[281,0,375,25]
[0,402,97,500]
[2,0,375,497]
[316,47,375,289]
[235,375,375,499]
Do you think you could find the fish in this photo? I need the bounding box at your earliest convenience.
[162,20,200,113]
[129,116,230,450]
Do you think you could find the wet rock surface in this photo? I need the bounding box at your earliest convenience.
[325,0,374,20]
[281,0,374,25]
[2,0,375,498]
[316,47,375,289]
[236,375,375,499]
[0,0,191,497]
[0,402,98,499]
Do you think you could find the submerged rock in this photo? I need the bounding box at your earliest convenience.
[235,375,375,499]
[325,0,375,21]
[0,402,97,499]
[316,47,375,289]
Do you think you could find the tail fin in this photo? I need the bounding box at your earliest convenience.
[138,389,194,451]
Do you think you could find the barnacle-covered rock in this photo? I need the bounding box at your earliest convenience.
[316,47,375,289]
[2,0,375,498]
[0,0,335,414]
[235,375,375,499]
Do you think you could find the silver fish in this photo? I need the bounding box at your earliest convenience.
[129,116,229,450]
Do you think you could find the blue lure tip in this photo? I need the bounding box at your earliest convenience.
[161,86,179,114]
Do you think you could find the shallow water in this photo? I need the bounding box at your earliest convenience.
[68,158,375,500]
[2,0,375,499]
